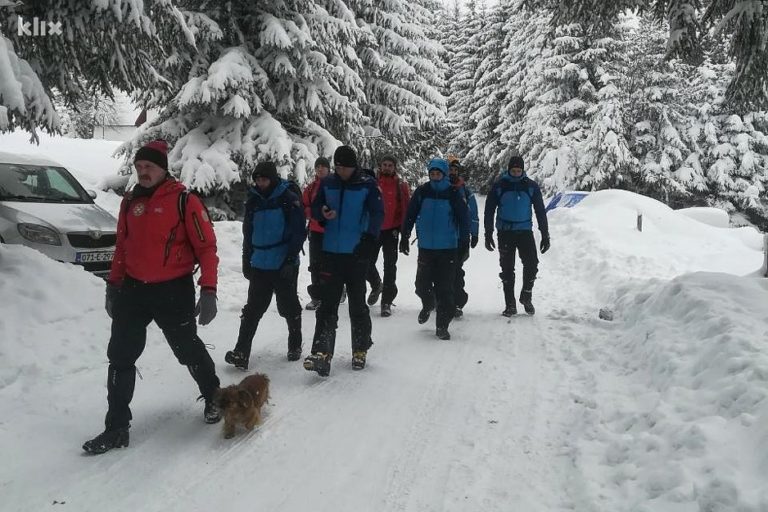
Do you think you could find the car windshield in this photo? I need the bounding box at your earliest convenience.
[0,163,92,203]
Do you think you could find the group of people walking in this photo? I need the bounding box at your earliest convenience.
[83,140,549,454]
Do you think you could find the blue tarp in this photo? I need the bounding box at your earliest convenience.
[545,191,589,211]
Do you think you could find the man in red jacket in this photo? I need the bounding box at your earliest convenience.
[366,155,410,317]
[302,157,331,310]
[83,140,222,455]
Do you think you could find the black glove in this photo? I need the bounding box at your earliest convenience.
[105,283,120,319]
[242,258,252,280]
[354,232,377,260]
[195,289,218,326]
[470,234,479,249]
[540,236,550,254]
[279,257,298,279]
[459,242,470,262]
[485,235,496,252]
[399,236,410,255]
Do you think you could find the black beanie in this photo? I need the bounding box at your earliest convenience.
[252,161,278,182]
[314,156,331,169]
[134,140,169,171]
[334,145,358,167]
[508,155,525,171]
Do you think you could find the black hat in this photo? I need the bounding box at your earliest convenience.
[508,155,525,171]
[252,161,278,182]
[134,140,169,171]
[314,156,331,169]
[333,145,358,167]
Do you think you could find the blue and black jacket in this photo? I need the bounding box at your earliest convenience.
[402,168,470,250]
[243,179,307,271]
[484,172,549,238]
[311,169,384,254]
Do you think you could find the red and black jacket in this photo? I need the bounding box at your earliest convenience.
[109,179,219,290]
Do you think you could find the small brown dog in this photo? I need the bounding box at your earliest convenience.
[213,373,270,439]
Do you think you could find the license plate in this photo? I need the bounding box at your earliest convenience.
[76,251,114,263]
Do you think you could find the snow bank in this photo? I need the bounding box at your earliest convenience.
[676,206,731,228]
[572,273,768,511]
[0,243,107,389]
[547,189,763,301]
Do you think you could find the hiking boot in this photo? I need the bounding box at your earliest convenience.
[454,307,463,318]
[381,303,392,317]
[367,281,383,306]
[82,427,129,455]
[305,299,321,311]
[202,396,221,424]
[351,351,367,370]
[418,307,433,324]
[519,291,535,315]
[224,350,249,370]
[502,302,517,317]
[287,347,302,361]
[303,352,331,377]
[436,327,451,340]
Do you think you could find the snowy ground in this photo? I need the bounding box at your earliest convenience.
[1,137,767,511]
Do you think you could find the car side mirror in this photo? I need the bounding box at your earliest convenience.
[87,190,97,199]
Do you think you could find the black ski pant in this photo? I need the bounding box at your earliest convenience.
[415,248,457,330]
[454,254,468,309]
[306,231,325,301]
[312,252,373,357]
[234,266,302,356]
[105,274,220,430]
[498,230,539,305]
[366,228,400,305]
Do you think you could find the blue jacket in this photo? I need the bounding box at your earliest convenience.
[451,177,479,237]
[311,170,384,254]
[402,176,470,250]
[484,172,549,237]
[243,180,307,271]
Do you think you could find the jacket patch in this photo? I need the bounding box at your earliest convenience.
[132,203,145,216]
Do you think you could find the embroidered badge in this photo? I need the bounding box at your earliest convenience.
[132,203,146,216]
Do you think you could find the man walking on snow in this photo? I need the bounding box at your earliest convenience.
[484,155,550,316]
[224,161,306,370]
[365,155,410,317]
[400,158,470,340]
[447,156,479,318]
[304,145,384,376]
[302,157,331,311]
[83,140,222,455]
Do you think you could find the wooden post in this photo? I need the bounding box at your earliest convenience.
[636,212,643,232]
[763,233,768,277]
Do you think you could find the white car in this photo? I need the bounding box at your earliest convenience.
[0,151,118,278]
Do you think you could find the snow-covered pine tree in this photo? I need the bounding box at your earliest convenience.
[445,0,483,158]
[1,0,191,140]
[703,0,768,112]
[464,0,511,182]
[118,0,368,217]
[347,0,445,182]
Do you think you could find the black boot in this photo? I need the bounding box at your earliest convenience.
[418,306,433,324]
[82,427,129,454]
[381,303,392,317]
[454,307,463,318]
[351,351,367,370]
[519,290,535,315]
[303,352,332,376]
[225,350,249,370]
[287,314,302,361]
[305,299,321,311]
[200,395,221,424]
[502,301,517,317]
[367,281,383,306]
[436,327,451,340]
